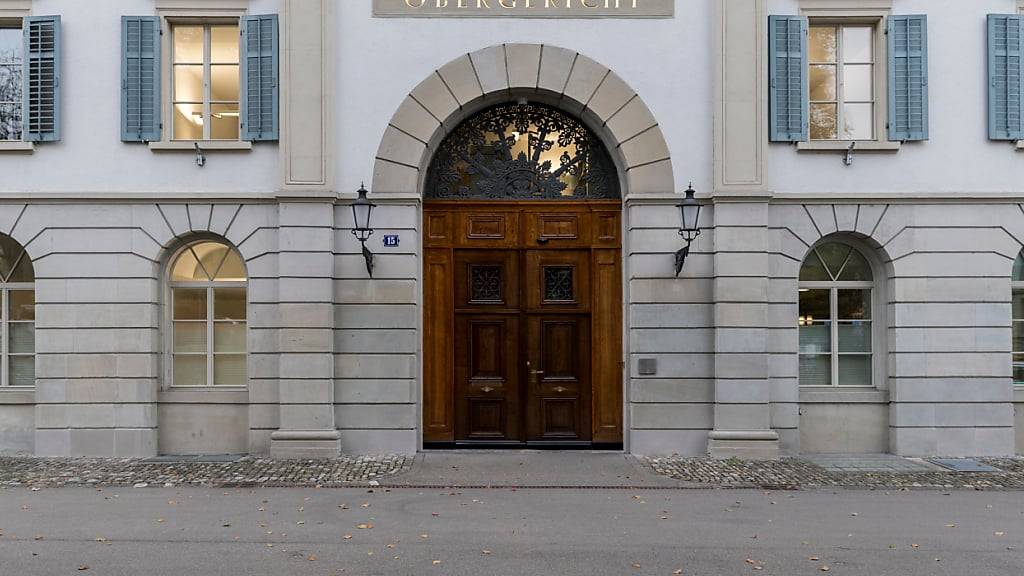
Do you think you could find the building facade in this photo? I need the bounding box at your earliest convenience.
[0,0,1023,459]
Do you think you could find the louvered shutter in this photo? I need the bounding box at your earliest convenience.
[887,15,929,141]
[22,16,60,142]
[988,14,1023,141]
[240,14,279,141]
[121,16,161,142]
[769,16,808,142]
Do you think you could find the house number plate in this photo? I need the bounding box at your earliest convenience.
[383,235,401,247]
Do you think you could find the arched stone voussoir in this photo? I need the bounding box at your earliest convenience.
[505,43,542,89]
[372,43,675,199]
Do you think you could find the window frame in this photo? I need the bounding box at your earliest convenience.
[0,283,34,388]
[169,21,241,141]
[807,22,878,142]
[164,241,248,390]
[153,7,251,150]
[0,19,23,142]
[798,241,885,390]
[1012,256,1024,388]
[796,2,898,152]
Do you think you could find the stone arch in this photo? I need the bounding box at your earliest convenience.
[372,44,674,197]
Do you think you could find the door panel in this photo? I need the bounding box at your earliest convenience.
[526,315,591,441]
[524,250,591,312]
[453,250,520,311]
[455,315,520,440]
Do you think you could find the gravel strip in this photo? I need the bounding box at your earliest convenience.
[640,456,1024,490]
[0,455,411,488]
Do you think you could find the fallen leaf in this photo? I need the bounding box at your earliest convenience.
[33,535,43,541]
[911,544,919,548]
[820,566,830,572]
[307,554,317,561]
[432,560,441,565]
[674,571,683,575]
[77,566,89,571]
[357,523,373,530]
[420,534,430,539]
[482,550,492,555]
[945,524,956,528]
[809,556,820,561]
[995,532,1005,536]
[343,534,353,540]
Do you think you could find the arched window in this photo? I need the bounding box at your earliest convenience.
[167,240,247,387]
[0,235,33,388]
[425,102,620,200]
[798,241,874,387]
[1012,252,1024,386]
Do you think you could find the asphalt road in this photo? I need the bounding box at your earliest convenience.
[0,487,1021,576]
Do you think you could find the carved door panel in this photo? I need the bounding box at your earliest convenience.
[452,250,521,441]
[524,250,592,442]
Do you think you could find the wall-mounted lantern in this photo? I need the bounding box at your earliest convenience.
[674,184,702,277]
[352,184,376,277]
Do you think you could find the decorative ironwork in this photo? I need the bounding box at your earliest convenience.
[471,265,503,302]
[543,266,574,301]
[426,102,620,200]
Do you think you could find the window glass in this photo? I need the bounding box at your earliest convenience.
[169,241,247,387]
[809,23,875,141]
[799,242,875,387]
[0,26,23,141]
[799,251,831,282]
[1014,253,1024,282]
[172,24,240,140]
[0,236,34,388]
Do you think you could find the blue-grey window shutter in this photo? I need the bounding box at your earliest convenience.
[240,14,279,142]
[769,15,808,142]
[888,15,929,141]
[121,16,161,142]
[23,15,60,142]
[988,14,1023,141]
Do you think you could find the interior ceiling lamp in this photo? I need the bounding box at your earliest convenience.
[352,184,377,277]
[675,184,702,277]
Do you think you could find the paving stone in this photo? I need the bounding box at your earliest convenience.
[640,455,1024,490]
[0,455,411,488]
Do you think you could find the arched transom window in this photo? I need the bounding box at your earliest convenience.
[0,235,34,388]
[1011,253,1024,387]
[168,240,247,387]
[798,241,874,387]
[425,102,620,200]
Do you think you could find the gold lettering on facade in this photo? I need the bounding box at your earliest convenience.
[379,0,658,15]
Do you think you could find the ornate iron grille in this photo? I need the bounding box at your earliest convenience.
[425,103,620,200]
[543,266,574,301]
[470,265,503,302]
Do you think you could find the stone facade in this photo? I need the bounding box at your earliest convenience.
[0,0,1023,459]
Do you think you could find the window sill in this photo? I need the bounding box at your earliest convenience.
[149,141,253,152]
[796,141,901,153]
[158,387,248,404]
[0,141,35,154]
[1016,141,1024,151]
[0,389,35,404]
[1014,388,1024,403]
[799,387,889,404]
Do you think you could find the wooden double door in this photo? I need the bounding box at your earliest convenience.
[423,201,623,447]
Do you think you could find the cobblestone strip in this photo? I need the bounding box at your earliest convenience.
[640,457,1024,490]
[0,456,412,489]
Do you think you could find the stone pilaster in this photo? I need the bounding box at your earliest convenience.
[269,201,340,458]
[707,201,779,460]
